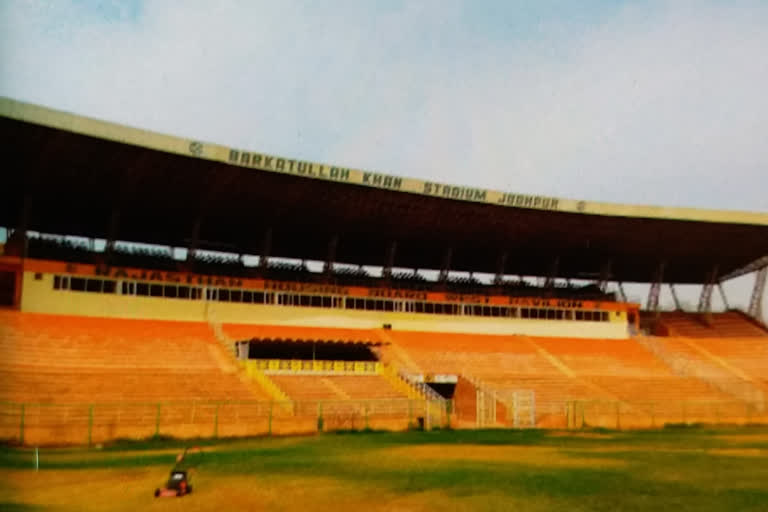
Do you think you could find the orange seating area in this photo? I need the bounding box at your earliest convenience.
[268,374,409,401]
[384,331,731,406]
[0,311,267,403]
[688,337,768,386]
[656,312,767,338]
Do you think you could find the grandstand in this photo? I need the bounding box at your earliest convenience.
[1,96,768,444]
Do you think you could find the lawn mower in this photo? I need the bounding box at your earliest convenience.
[154,446,202,498]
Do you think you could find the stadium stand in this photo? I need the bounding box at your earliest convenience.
[2,97,767,442]
[0,311,266,403]
[655,311,768,338]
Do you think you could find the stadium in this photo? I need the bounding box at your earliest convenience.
[2,96,768,509]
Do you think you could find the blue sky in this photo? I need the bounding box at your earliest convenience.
[1,0,766,312]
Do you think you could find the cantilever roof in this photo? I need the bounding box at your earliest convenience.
[2,97,767,284]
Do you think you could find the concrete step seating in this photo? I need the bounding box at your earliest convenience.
[658,312,767,338]
[0,311,267,403]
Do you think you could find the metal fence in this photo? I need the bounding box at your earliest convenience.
[0,399,451,446]
[560,399,768,429]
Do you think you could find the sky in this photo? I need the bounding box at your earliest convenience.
[1,0,766,315]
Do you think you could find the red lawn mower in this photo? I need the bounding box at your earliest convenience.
[154,446,202,498]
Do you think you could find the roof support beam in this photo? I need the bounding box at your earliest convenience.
[324,235,338,277]
[598,261,612,292]
[438,248,452,283]
[6,194,32,258]
[382,241,397,281]
[646,262,665,314]
[747,265,767,322]
[669,283,682,311]
[544,256,559,289]
[493,252,507,285]
[718,283,730,311]
[617,281,628,303]
[105,208,120,262]
[697,265,719,316]
[259,228,273,271]
[185,217,202,264]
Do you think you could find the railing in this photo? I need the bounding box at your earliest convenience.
[247,359,380,374]
[0,398,450,446]
[563,399,768,430]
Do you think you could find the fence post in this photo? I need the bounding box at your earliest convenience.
[317,402,324,432]
[364,404,369,430]
[615,402,621,430]
[19,404,25,445]
[88,405,94,447]
[651,402,656,428]
[408,400,413,429]
[154,403,162,438]
[213,404,219,438]
[268,401,273,436]
[682,401,687,425]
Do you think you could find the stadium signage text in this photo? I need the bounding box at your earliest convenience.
[509,297,585,308]
[229,149,352,182]
[369,288,428,300]
[263,280,349,295]
[91,265,243,287]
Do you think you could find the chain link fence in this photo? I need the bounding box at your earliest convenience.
[0,399,450,446]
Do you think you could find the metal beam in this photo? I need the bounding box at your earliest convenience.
[697,265,719,314]
[259,228,273,270]
[717,283,730,310]
[323,235,338,276]
[719,255,768,282]
[646,262,665,313]
[493,252,507,285]
[185,217,202,264]
[617,282,628,303]
[747,266,767,322]
[382,241,397,280]
[544,257,559,289]
[598,261,612,292]
[669,284,682,311]
[438,248,452,283]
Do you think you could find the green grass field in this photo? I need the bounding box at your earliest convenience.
[3,426,768,511]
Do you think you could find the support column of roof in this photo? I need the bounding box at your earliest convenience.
[382,241,397,281]
[669,284,682,311]
[646,262,665,314]
[438,248,452,283]
[493,252,507,285]
[544,257,559,289]
[185,217,202,265]
[323,235,338,277]
[7,194,32,258]
[717,282,730,310]
[697,265,719,316]
[105,208,120,262]
[747,266,767,323]
[617,282,628,303]
[597,261,612,293]
[259,228,272,272]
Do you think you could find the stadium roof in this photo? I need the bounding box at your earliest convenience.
[2,97,767,284]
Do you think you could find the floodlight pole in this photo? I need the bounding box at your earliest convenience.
[617,281,628,303]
